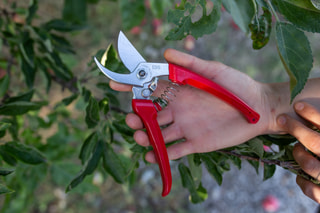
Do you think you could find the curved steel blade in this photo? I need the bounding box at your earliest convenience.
[118,31,146,72]
[94,57,143,86]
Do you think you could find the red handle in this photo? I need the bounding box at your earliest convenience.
[168,64,260,124]
[132,99,172,197]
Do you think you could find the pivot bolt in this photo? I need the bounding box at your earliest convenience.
[138,70,147,79]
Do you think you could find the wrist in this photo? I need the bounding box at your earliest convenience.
[259,81,291,135]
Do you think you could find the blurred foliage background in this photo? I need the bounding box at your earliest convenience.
[0,0,320,212]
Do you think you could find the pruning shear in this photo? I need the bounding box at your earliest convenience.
[94,31,260,197]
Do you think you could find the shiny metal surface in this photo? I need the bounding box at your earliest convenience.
[118,31,146,72]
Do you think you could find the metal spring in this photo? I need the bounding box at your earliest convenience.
[153,82,180,111]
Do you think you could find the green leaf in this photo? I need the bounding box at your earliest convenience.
[0,101,47,115]
[275,22,313,101]
[26,0,38,24]
[99,97,109,115]
[120,0,145,30]
[0,146,18,166]
[61,93,79,106]
[0,75,9,98]
[0,122,11,131]
[271,0,320,33]
[166,0,222,40]
[79,132,98,165]
[0,167,14,176]
[199,153,223,185]
[263,164,276,180]
[247,138,264,158]
[4,89,34,103]
[43,19,85,32]
[149,0,171,18]
[63,0,87,24]
[249,7,272,49]
[102,142,128,184]
[2,141,46,164]
[85,96,100,128]
[0,183,14,195]
[222,0,256,33]
[187,154,202,187]
[66,139,103,192]
[178,163,208,203]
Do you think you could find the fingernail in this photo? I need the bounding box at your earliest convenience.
[277,115,286,126]
[295,102,304,111]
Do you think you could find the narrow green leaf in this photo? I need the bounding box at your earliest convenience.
[187,154,202,187]
[26,0,38,24]
[2,141,46,164]
[271,0,320,32]
[0,168,14,176]
[85,96,100,128]
[178,163,207,203]
[0,75,9,98]
[263,164,276,180]
[0,101,47,115]
[166,0,222,40]
[4,89,34,103]
[0,183,14,195]
[199,154,223,185]
[120,0,145,30]
[79,132,98,165]
[222,0,256,33]
[43,19,85,32]
[276,22,313,101]
[62,94,79,106]
[66,139,103,192]
[102,142,127,184]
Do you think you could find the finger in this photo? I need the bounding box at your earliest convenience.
[296,176,320,203]
[277,114,320,155]
[126,107,173,130]
[294,102,320,129]
[109,80,132,92]
[164,49,225,78]
[293,143,320,179]
[145,141,195,163]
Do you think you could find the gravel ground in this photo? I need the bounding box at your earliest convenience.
[187,161,319,213]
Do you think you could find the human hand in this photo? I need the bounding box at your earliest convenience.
[110,49,279,163]
[277,102,320,203]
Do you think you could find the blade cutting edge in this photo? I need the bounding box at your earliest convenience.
[118,31,146,72]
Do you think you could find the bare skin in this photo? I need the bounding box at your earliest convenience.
[110,48,320,202]
[278,102,320,203]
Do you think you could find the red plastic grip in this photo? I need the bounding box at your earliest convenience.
[132,99,172,197]
[168,63,260,124]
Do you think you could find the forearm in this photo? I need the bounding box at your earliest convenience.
[262,78,320,134]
